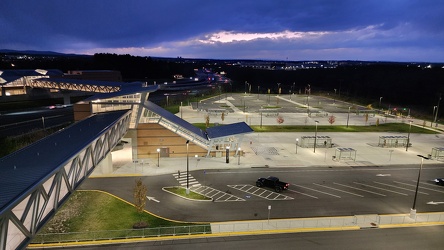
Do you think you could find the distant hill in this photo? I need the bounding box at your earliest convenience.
[0,49,87,57]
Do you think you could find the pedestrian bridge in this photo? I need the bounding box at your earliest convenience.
[0,110,131,250]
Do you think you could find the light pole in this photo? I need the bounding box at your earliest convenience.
[434,95,441,127]
[314,121,319,153]
[432,106,437,127]
[406,121,412,151]
[238,147,241,165]
[157,148,160,167]
[257,86,260,100]
[346,106,351,127]
[277,83,281,95]
[410,155,430,219]
[186,140,190,194]
[379,97,383,109]
[296,138,299,154]
[226,146,230,163]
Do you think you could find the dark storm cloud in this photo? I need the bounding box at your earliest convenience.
[1,0,443,62]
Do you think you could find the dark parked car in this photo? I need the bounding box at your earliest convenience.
[256,176,289,193]
[433,178,444,185]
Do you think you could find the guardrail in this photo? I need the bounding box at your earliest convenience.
[29,213,444,245]
[31,225,211,244]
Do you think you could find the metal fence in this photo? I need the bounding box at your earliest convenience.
[31,224,211,244]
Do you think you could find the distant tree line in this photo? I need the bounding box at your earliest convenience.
[1,53,443,119]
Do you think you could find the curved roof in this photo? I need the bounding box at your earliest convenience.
[0,110,129,213]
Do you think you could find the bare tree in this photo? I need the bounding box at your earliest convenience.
[205,114,210,127]
[133,178,147,228]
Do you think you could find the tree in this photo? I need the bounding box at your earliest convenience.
[205,114,210,127]
[133,178,148,228]
[328,115,336,125]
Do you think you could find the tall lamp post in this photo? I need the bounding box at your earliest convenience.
[346,106,351,127]
[406,121,412,151]
[226,146,230,163]
[314,121,319,153]
[379,97,383,109]
[434,95,441,127]
[157,148,160,167]
[410,155,430,219]
[432,106,437,127]
[186,140,190,194]
[296,138,299,154]
[238,147,241,165]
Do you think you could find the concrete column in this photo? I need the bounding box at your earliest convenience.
[96,152,113,174]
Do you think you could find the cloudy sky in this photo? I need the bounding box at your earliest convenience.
[1,0,444,62]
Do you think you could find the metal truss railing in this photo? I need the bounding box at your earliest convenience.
[0,111,131,250]
[28,79,120,93]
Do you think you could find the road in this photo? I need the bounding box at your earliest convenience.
[80,164,444,222]
[29,225,444,250]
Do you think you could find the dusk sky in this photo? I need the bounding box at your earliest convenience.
[1,0,444,62]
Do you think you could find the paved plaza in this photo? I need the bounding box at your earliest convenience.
[96,93,444,177]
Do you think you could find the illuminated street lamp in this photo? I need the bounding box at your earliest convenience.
[431,106,437,127]
[238,147,241,165]
[157,148,160,167]
[346,106,351,127]
[314,121,319,153]
[406,121,412,151]
[379,97,383,109]
[186,140,190,194]
[410,155,430,219]
[434,95,441,127]
[226,146,230,163]
[296,138,299,154]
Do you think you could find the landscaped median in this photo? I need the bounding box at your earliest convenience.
[29,190,211,246]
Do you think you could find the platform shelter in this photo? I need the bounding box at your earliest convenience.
[430,147,444,160]
[300,135,332,148]
[378,135,409,148]
[333,148,357,161]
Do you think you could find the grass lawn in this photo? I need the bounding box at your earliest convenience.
[38,191,205,235]
[193,123,437,134]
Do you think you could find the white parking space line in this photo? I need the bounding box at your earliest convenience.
[228,185,294,200]
[373,181,429,195]
[190,186,245,202]
[292,184,341,198]
[333,183,386,197]
[399,181,444,194]
[287,189,319,199]
[312,183,364,197]
[353,182,408,196]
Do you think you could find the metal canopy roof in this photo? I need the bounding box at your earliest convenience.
[143,100,208,140]
[206,122,253,139]
[0,110,130,213]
